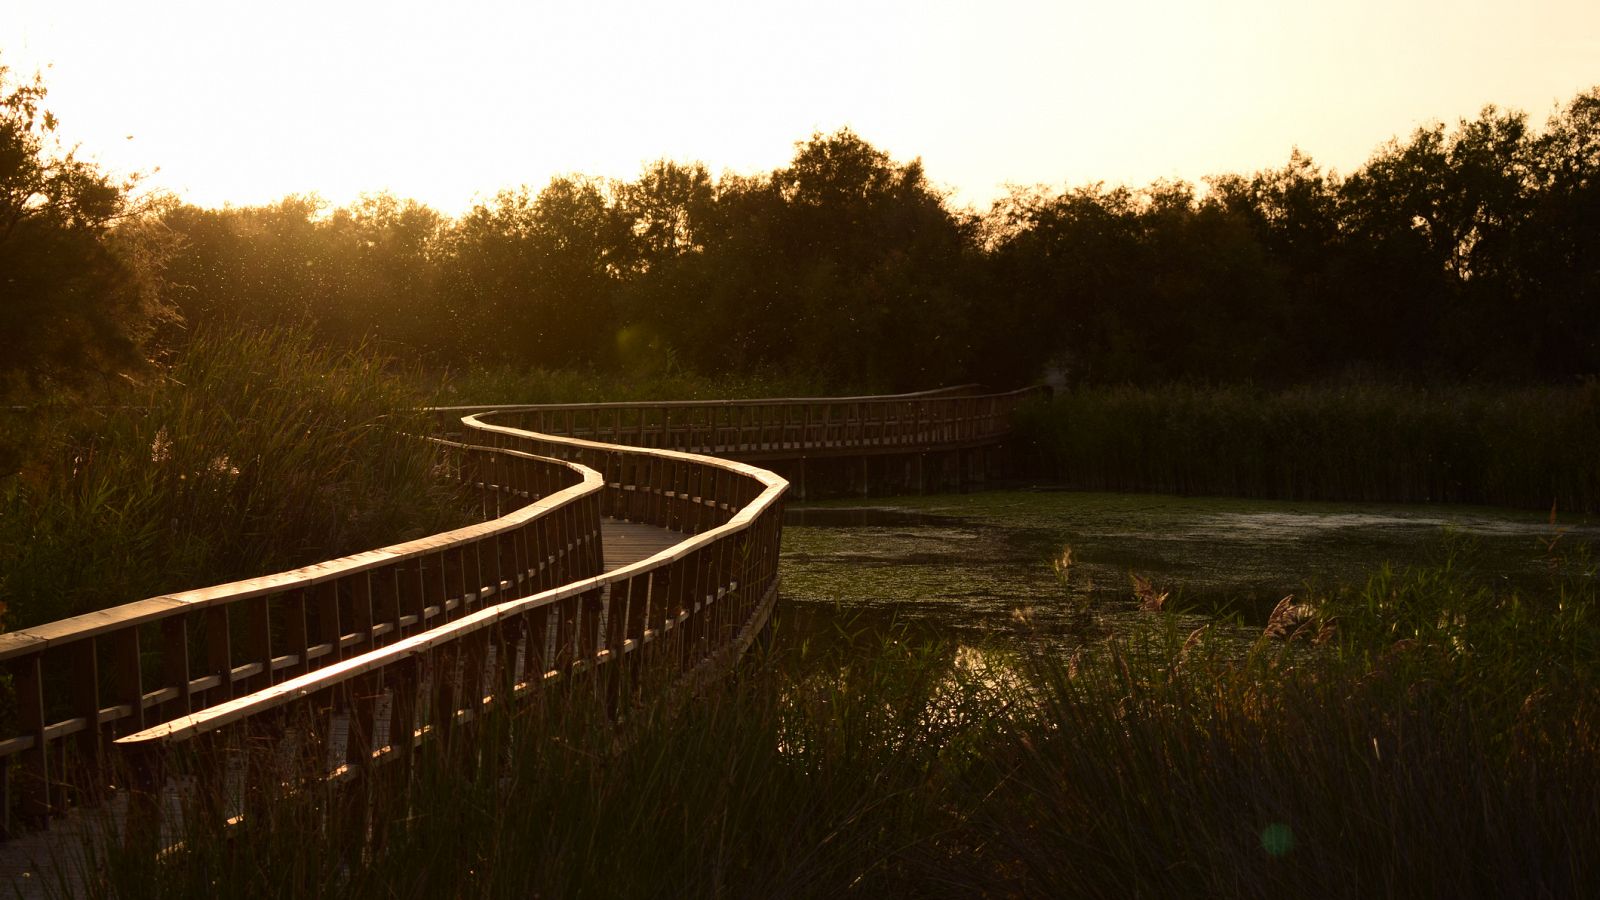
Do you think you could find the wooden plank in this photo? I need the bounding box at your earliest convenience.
[600,520,684,572]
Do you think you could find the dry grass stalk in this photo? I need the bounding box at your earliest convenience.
[1130,572,1168,612]
[1263,594,1318,641]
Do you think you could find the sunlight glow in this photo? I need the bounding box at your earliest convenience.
[6,0,1598,213]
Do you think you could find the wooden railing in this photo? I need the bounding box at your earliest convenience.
[1,384,1033,841]
[433,385,1043,459]
[0,440,604,828]
[110,411,788,846]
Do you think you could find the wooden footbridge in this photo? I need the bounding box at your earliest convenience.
[0,385,1040,875]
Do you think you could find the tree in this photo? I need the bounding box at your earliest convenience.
[440,176,630,368]
[763,129,979,386]
[321,193,447,350]
[1517,88,1600,377]
[0,62,159,389]
[1338,106,1539,376]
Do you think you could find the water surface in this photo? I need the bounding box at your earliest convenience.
[777,490,1596,644]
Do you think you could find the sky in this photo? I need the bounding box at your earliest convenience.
[5,0,1598,216]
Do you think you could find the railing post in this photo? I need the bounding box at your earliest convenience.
[384,656,419,805]
[581,586,604,668]
[123,742,164,855]
[68,639,104,806]
[283,588,310,677]
[161,615,193,718]
[205,605,233,703]
[528,601,553,683]
[313,580,341,661]
[11,655,51,821]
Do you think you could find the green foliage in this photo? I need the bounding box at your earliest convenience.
[0,327,470,628]
[0,61,167,389]
[55,549,1599,898]
[151,130,977,390]
[1018,381,1600,511]
[10,62,1600,393]
[969,549,1599,898]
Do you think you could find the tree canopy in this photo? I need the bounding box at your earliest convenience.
[0,63,163,389]
[7,62,1599,392]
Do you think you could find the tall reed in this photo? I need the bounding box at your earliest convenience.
[1017,381,1600,512]
[0,328,472,629]
[964,541,1599,897]
[69,632,987,899]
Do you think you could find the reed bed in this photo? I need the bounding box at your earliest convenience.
[968,540,1599,898]
[0,328,472,629]
[1017,382,1600,512]
[47,539,1598,899]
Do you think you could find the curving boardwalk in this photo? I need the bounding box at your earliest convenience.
[0,385,1040,883]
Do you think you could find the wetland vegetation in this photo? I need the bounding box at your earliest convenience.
[782,490,1599,640]
[1016,384,1600,513]
[54,504,1598,898]
[3,58,1598,898]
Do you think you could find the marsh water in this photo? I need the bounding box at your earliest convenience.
[775,489,1598,645]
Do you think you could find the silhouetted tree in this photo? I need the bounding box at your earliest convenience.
[440,176,630,368]
[128,85,1600,389]
[1518,89,1600,377]
[0,63,161,388]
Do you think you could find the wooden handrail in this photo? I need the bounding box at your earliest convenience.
[443,385,1047,459]
[426,383,987,415]
[112,411,789,848]
[0,440,605,825]
[0,443,597,661]
[115,423,787,742]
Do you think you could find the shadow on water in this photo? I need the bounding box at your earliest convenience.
[777,489,1598,647]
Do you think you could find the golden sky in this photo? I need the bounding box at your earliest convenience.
[7,0,1598,214]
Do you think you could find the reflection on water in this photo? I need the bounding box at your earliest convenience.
[776,490,1596,644]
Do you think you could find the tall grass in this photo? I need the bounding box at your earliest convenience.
[1017,381,1600,512]
[969,539,1599,897]
[0,328,472,629]
[68,633,985,899]
[53,538,1598,898]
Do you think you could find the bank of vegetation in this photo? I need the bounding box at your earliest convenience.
[1018,382,1600,512]
[46,541,1596,898]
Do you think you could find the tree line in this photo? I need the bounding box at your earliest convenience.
[5,59,1598,392]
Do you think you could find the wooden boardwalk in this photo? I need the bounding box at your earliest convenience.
[0,385,1036,891]
[0,518,690,893]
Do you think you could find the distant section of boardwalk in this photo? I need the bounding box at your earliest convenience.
[601,519,684,571]
[443,385,1046,499]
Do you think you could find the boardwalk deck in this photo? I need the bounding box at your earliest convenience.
[602,518,684,571]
